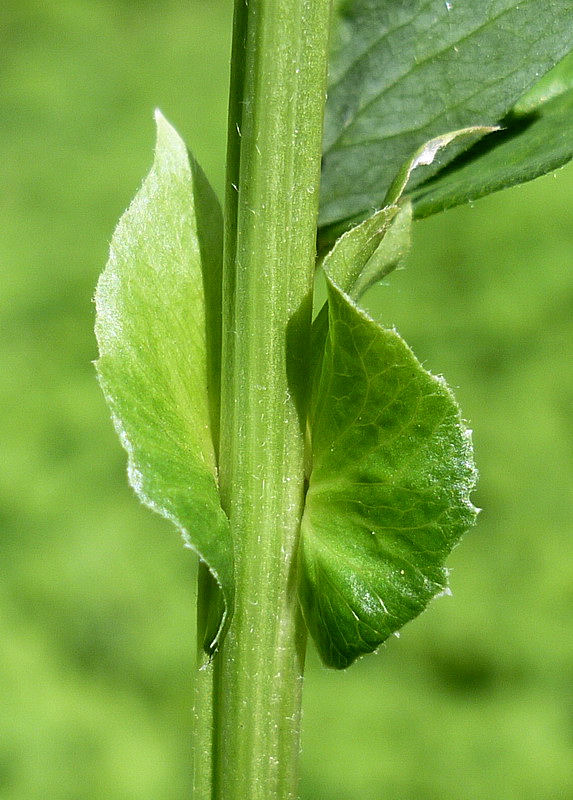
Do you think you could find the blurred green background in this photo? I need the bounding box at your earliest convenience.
[1,0,572,797]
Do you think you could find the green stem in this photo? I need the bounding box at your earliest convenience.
[193,565,213,798]
[213,1,332,798]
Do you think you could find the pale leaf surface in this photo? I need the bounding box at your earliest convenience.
[95,112,232,650]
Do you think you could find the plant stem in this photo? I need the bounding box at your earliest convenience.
[211,1,332,798]
[192,563,217,798]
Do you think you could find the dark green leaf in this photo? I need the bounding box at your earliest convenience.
[318,127,497,249]
[320,0,573,230]
[95,112,232,651]
[514,50,573,115]
[300,276,477,669]
[412,86,573,218]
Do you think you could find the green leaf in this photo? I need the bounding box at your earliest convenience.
[384,127,498,207]
[320,0,573,230]
[411,85,573,218]
[321,202,412,299]
[318,128,497,249]
[513,50,573,115]
[95,112,232,652]
[311,201,413,422]
[300,276,477,669]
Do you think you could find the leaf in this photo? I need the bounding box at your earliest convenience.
[513,50,573,115]
[300,276,477,669]
[317,127,497,249]
[95,111,232,652]
[411,85,573,218]
[320,0,573,230]
[350,202,413,299]
[321,202,412,299]
[311,201,413,423]
[384,127,499,207]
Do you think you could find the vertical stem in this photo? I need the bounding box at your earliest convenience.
[193,563,215,799]
[193,2,249,791]
[214,1,332,798]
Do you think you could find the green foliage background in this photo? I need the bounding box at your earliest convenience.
[1,0,572,797]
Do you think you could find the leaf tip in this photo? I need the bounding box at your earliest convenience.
[152,108,188,166]
[413,126,500,171]
[153,107,172,145]
[386,125,501,206]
